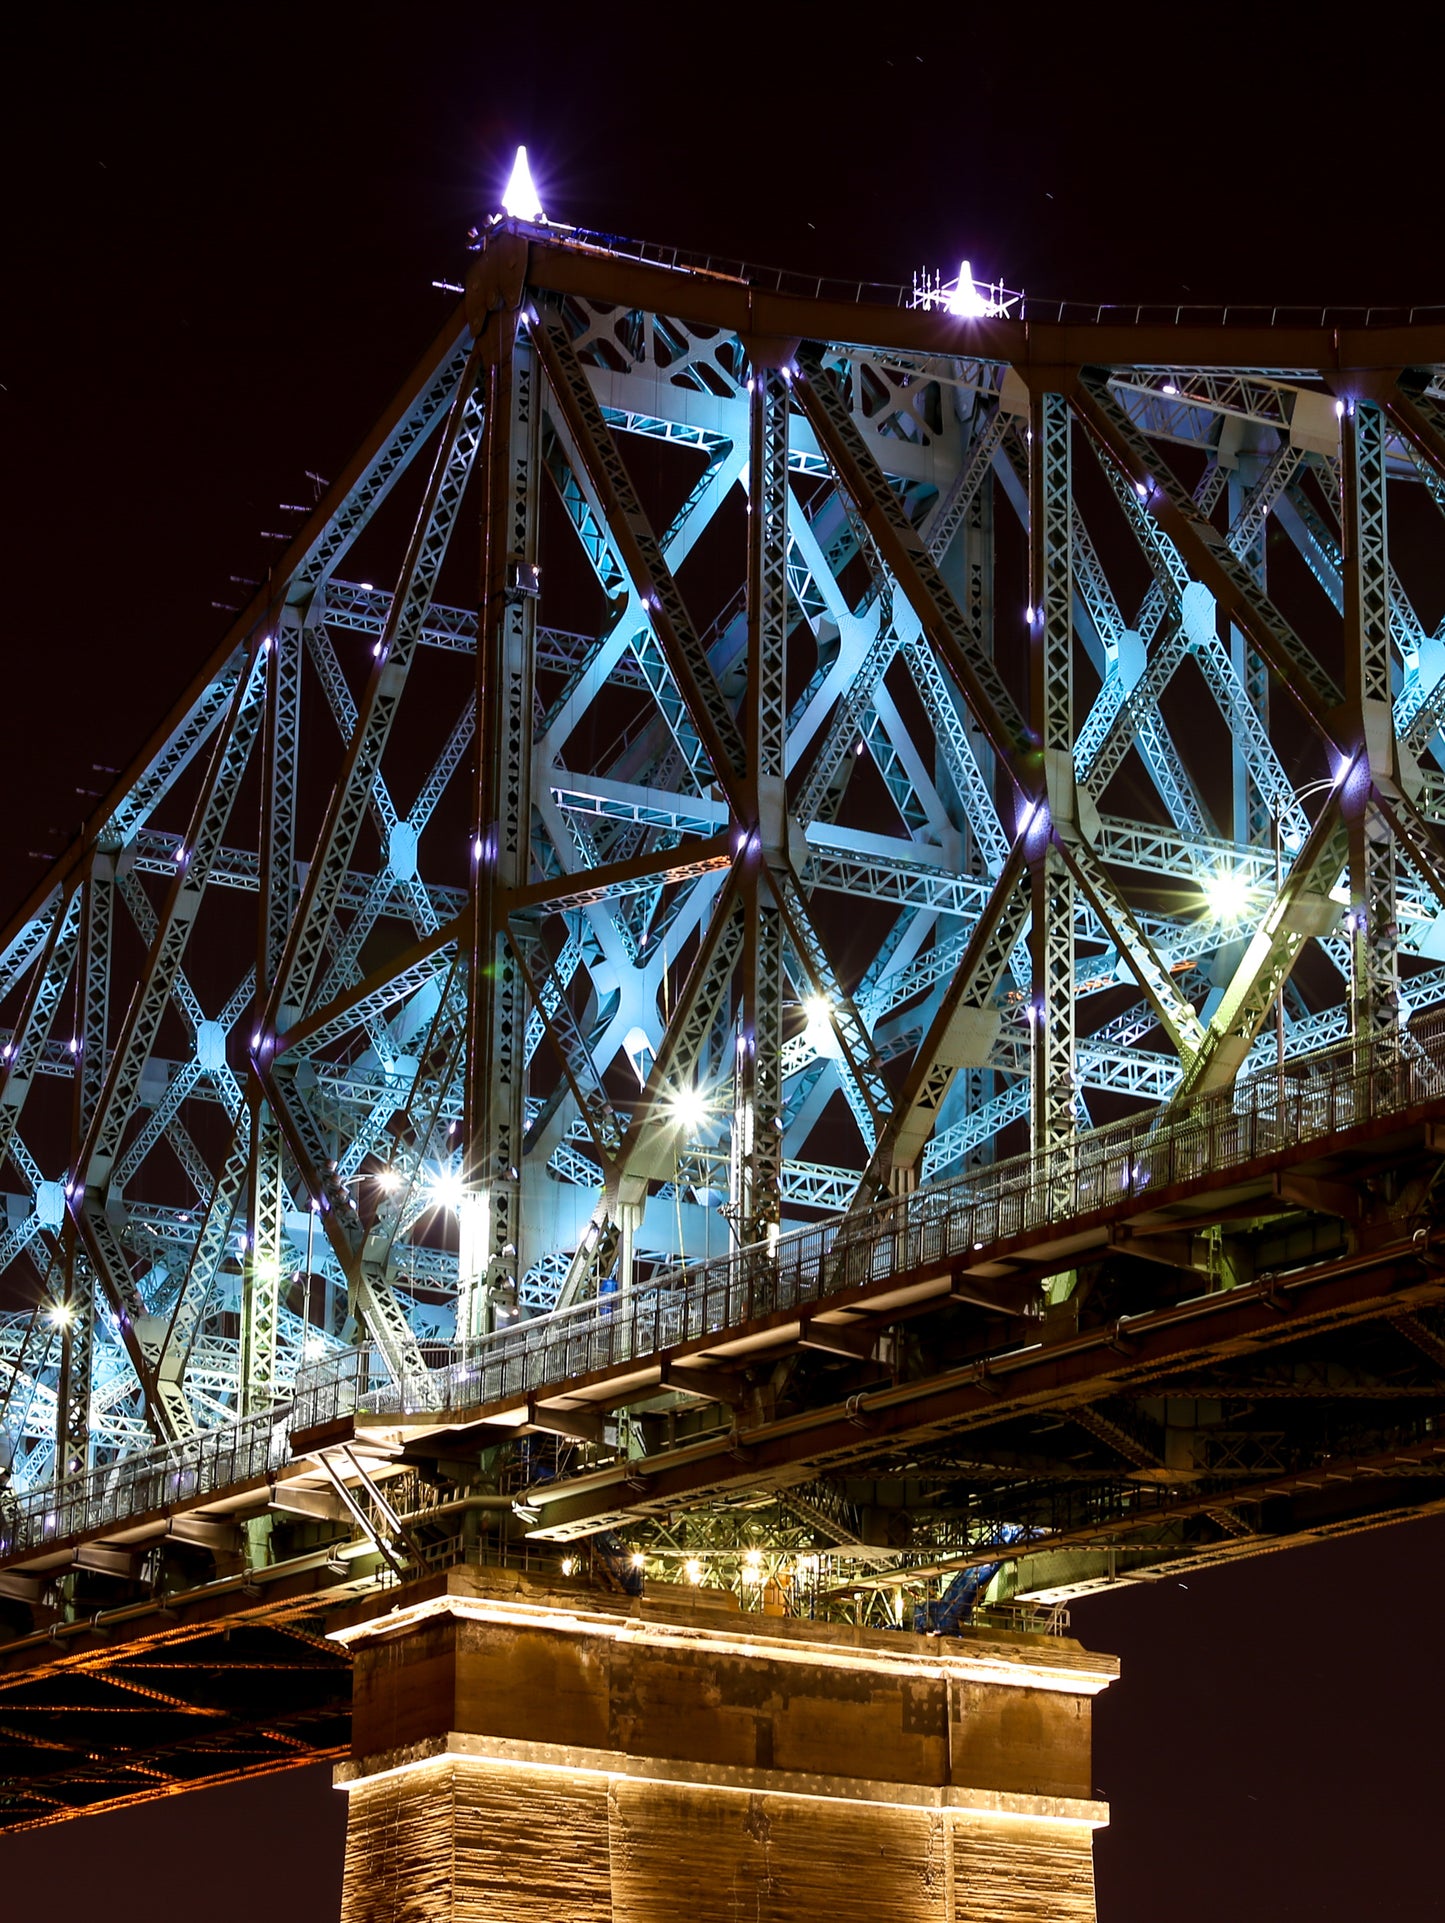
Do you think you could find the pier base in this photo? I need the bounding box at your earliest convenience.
[332,1570,1117,1923]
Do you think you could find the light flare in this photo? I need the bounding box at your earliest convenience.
[665,1085,710,1134]
[501,145,544,222]
[947,260,991,318]
[424,1165,466,1212]
[1205,867,1253,923]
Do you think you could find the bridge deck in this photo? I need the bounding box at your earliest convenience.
[5,1014,1443,1573]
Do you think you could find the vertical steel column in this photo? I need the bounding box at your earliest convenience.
[242,1098,286,1415]
[56,858,110,1475]
[1227,462,1272,845]
[55,862,108,1476]
[244,620,302,1414]
[963,471,998,878]
[1027,388,1076,1156]
[75,857,113,1142]
[463,312,537,1338]
[962,457,998,1160]
[1341,398,1400,1062]
[735,363,790,1248]
[1243,647,1273,843]
[747,368,791,807]
[261,614,302,1000]
[54,1225,93,1480]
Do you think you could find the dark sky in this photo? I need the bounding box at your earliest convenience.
[3,4,1444,1915]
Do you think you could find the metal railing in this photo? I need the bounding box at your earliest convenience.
[531,230,1445,336]
[0,1408,289,1562]
[347,1012,1445,1425]
[6,1013,1445,1565]
[972,1601,1073,1638]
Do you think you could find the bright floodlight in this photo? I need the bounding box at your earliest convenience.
[1205,867,1252,923]
[425,1165,466,1211]
[947,260,991,318]
[685,1557,704,1585]
[45,1302,74,1328]
[502,145,544,222]
[373,1165,402,1194]
[665,1084,710,1134]
[803,992,842,1060]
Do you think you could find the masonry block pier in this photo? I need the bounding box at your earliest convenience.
[332,1570,1117,1923]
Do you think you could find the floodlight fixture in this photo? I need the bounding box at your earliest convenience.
[665,1085,710,1134]
[1204,867,1252,923]
[502,145,544,222]
[424,1165,466,1212]
[947,261,991,318]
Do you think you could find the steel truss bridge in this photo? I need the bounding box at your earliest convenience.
[6,215,1445,1826]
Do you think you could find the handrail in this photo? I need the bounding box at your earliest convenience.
[6,1013,1445,1564]
[533,232,1445,336]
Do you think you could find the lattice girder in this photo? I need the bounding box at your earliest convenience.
[4,219,1445,1486]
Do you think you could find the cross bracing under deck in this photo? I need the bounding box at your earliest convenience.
[7,222,1445,1714]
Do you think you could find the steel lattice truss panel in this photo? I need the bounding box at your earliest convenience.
[4,216,1445,1506]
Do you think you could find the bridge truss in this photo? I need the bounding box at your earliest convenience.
[7,215,1445,1701]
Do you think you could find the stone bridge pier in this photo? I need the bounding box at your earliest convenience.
[331,1569,1117,1923]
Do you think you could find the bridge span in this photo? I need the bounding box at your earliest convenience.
[6,204,1445,1872]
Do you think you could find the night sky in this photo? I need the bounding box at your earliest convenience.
[4,6,1444,1915]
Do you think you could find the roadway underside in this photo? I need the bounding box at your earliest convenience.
[0,1607,351,1832]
